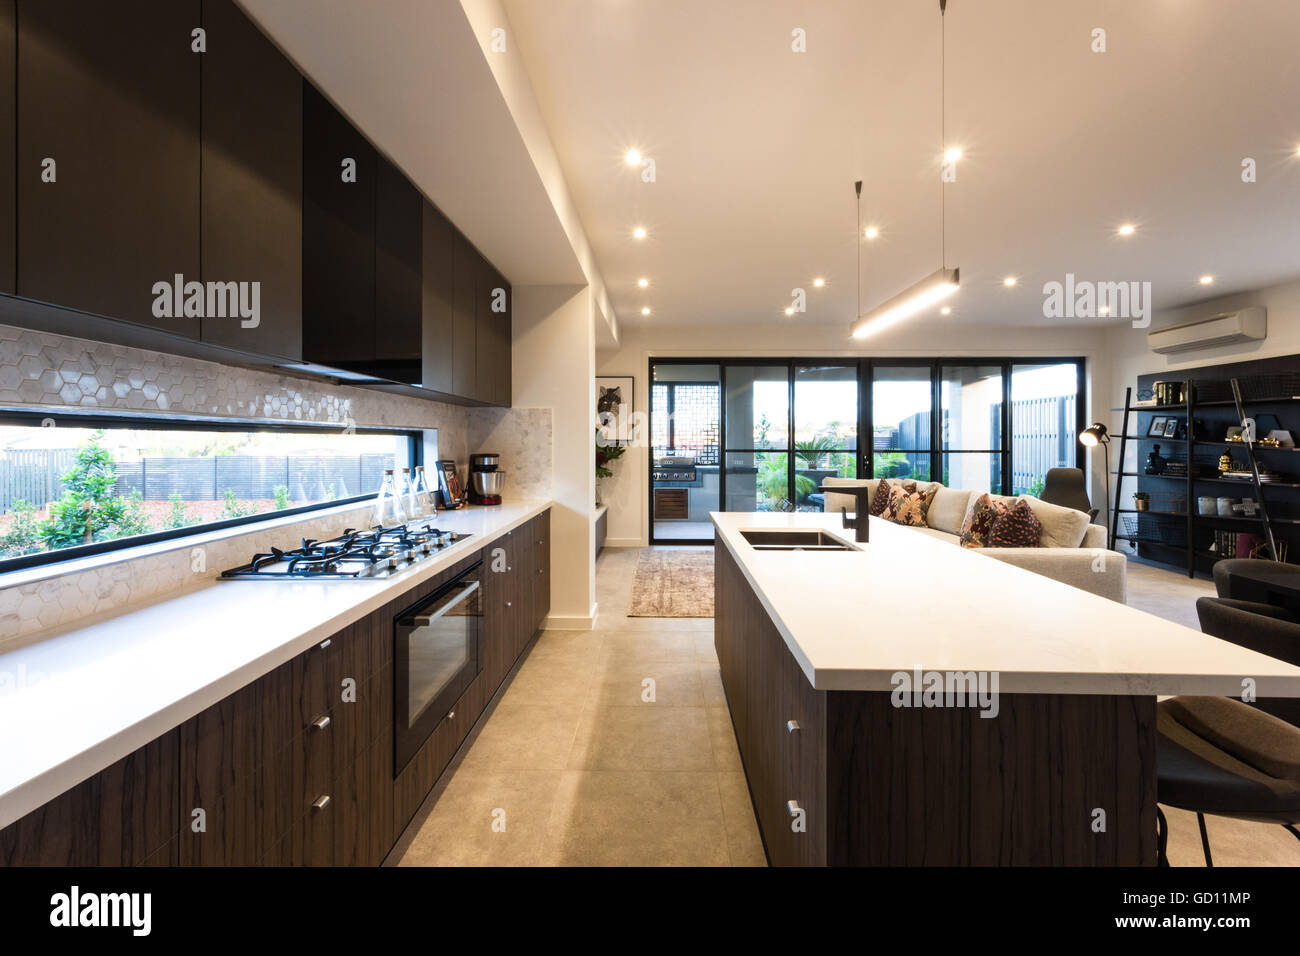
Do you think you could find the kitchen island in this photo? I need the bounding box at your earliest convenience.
[712,510,1300,866]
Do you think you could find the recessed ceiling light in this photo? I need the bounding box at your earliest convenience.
[1199,274,1215,285]
[641,306,651,316]
[1118,223,1136,236]
[637,278,649,288]
[1003,276,1017,287]
[633,226,647,239]
[813,277,825,288]
[784,307,795,316]
[940,306,952,315]
[625,149,642,166]
[944,147,962,163]
[864,226,879,239]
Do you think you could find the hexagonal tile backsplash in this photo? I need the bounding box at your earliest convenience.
[0,321,480,649]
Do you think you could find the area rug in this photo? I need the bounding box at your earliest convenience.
[626,549,714,618]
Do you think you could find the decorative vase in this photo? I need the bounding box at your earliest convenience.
[1134,498,1149,512]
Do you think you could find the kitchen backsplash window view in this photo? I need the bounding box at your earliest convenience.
[0,419,416,567]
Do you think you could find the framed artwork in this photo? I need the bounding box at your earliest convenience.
[1163,419,1179,438]
[435,459,465,508]
[596,376,634,444]
[1147,416,1167,438]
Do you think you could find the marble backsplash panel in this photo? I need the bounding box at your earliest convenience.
[466,406,554,501]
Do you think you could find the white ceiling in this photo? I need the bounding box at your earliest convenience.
[503,0,1300,331]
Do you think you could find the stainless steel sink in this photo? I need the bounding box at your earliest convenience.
[739,529,856,551]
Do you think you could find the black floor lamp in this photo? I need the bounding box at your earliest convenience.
[1079,423,1111,539]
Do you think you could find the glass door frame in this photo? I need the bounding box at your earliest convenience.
[647,355,1086,545]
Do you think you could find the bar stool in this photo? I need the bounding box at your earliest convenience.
[1156,695,1300,866]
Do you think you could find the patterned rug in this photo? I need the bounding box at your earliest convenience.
[626,549,715,618]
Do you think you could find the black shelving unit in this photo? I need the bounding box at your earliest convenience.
[1110,363,1300,577]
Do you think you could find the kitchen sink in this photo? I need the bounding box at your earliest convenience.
[739,529,856,551]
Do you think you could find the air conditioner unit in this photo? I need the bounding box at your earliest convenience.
[1147,307,1266,354]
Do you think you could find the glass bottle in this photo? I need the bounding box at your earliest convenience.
[413,465,438,517]
[374,469,407,527]
[400,467,419,523]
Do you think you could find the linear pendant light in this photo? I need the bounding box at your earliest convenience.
[850,0,959,339]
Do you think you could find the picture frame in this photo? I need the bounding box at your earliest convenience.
[1163,419,1179,438]
[1147,416,1167,438]
[435,459,465,508]
[596,376,635,444]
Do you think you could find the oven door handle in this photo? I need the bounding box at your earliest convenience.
[410,579,480,626]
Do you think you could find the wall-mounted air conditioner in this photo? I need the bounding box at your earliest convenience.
[1147,307,1266,354]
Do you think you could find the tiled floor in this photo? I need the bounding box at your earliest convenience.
[394,545,1300,867]
[394,545,765,866]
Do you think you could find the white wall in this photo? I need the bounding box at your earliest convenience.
[513,285,597,627]
[1103,277,1300,480]
[597,318,1110,546]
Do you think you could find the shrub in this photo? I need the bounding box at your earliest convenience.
[0,500,45,557]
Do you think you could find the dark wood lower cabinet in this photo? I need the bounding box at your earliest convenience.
[714,540,1158,866]
[0,510,549,867]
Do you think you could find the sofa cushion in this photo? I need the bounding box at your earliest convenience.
[821,477,878,516]
[929,486,975,535]
[1018,495,1092,548]
[988,498,1043,548]
[959,493,1005,548]
[868,478,896,517]
[1080,524,1107,549]
[884,481,937,527]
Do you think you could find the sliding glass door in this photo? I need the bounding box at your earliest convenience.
[647,356,1083,540]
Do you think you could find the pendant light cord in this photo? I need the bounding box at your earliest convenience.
[855,180,863,319]
[940,0,946,269]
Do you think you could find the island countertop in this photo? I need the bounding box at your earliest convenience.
[711,510,1300,697]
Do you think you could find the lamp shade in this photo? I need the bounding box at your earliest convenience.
[1079,423,1109,447]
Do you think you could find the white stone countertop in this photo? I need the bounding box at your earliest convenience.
[0,499,551,830]
[712,510,1300,697]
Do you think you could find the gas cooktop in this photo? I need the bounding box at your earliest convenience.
[220,522,474,580]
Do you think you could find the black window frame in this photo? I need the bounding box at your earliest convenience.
[648,355,1086,545]
[0,409,422,574]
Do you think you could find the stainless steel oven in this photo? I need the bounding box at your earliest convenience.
[393,561,483,774]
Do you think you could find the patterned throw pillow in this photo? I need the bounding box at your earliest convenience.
[987,498,1044,548]
[884,481,936,527]
[869,478,898,517]
[959,493,1003,548]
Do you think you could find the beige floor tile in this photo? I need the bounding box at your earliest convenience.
[693,630,719,662]
[567,704,716,771]
[398,771,563,867]
[588,657,706,707]
[706,706,743,771]
[525,629,605,662]
[598,629,700,662]
[699,660,727,708]
[502,652,596,704]
[1161,805,1300,866]
[718,771,768,866]
[459,699,584,771]
[542,770,731,866]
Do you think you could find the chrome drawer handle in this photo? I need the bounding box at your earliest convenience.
[786,720,800,733]
[318,638,331,650]
[506,601,512,607]
[313,794,331,812]
[787,800,801,818]
[312,715,331,732]
[447,710,456,721]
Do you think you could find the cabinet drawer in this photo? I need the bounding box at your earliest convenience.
[778,643,826,866]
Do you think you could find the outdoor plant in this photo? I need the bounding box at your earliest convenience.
[39,431,129,548]
[0,500,45,557]
[164,492,194,529]
[110,489,153,539]
[221,489,258,519]
[273,484,291,511]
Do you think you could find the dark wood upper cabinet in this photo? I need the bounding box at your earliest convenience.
[421,201,455,394]
[452,231,478,400]
[475,257,512,407]
[492,265,512,406]
[302,81,375,370]
[199,0,303,360]
[374,154,422,381]
[16,0,201,336]
[0,1,14,295]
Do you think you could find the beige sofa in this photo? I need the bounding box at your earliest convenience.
[821,478,1126,603]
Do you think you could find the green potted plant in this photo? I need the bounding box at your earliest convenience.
[595,429,627,505]
[1133,491,1150,512]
